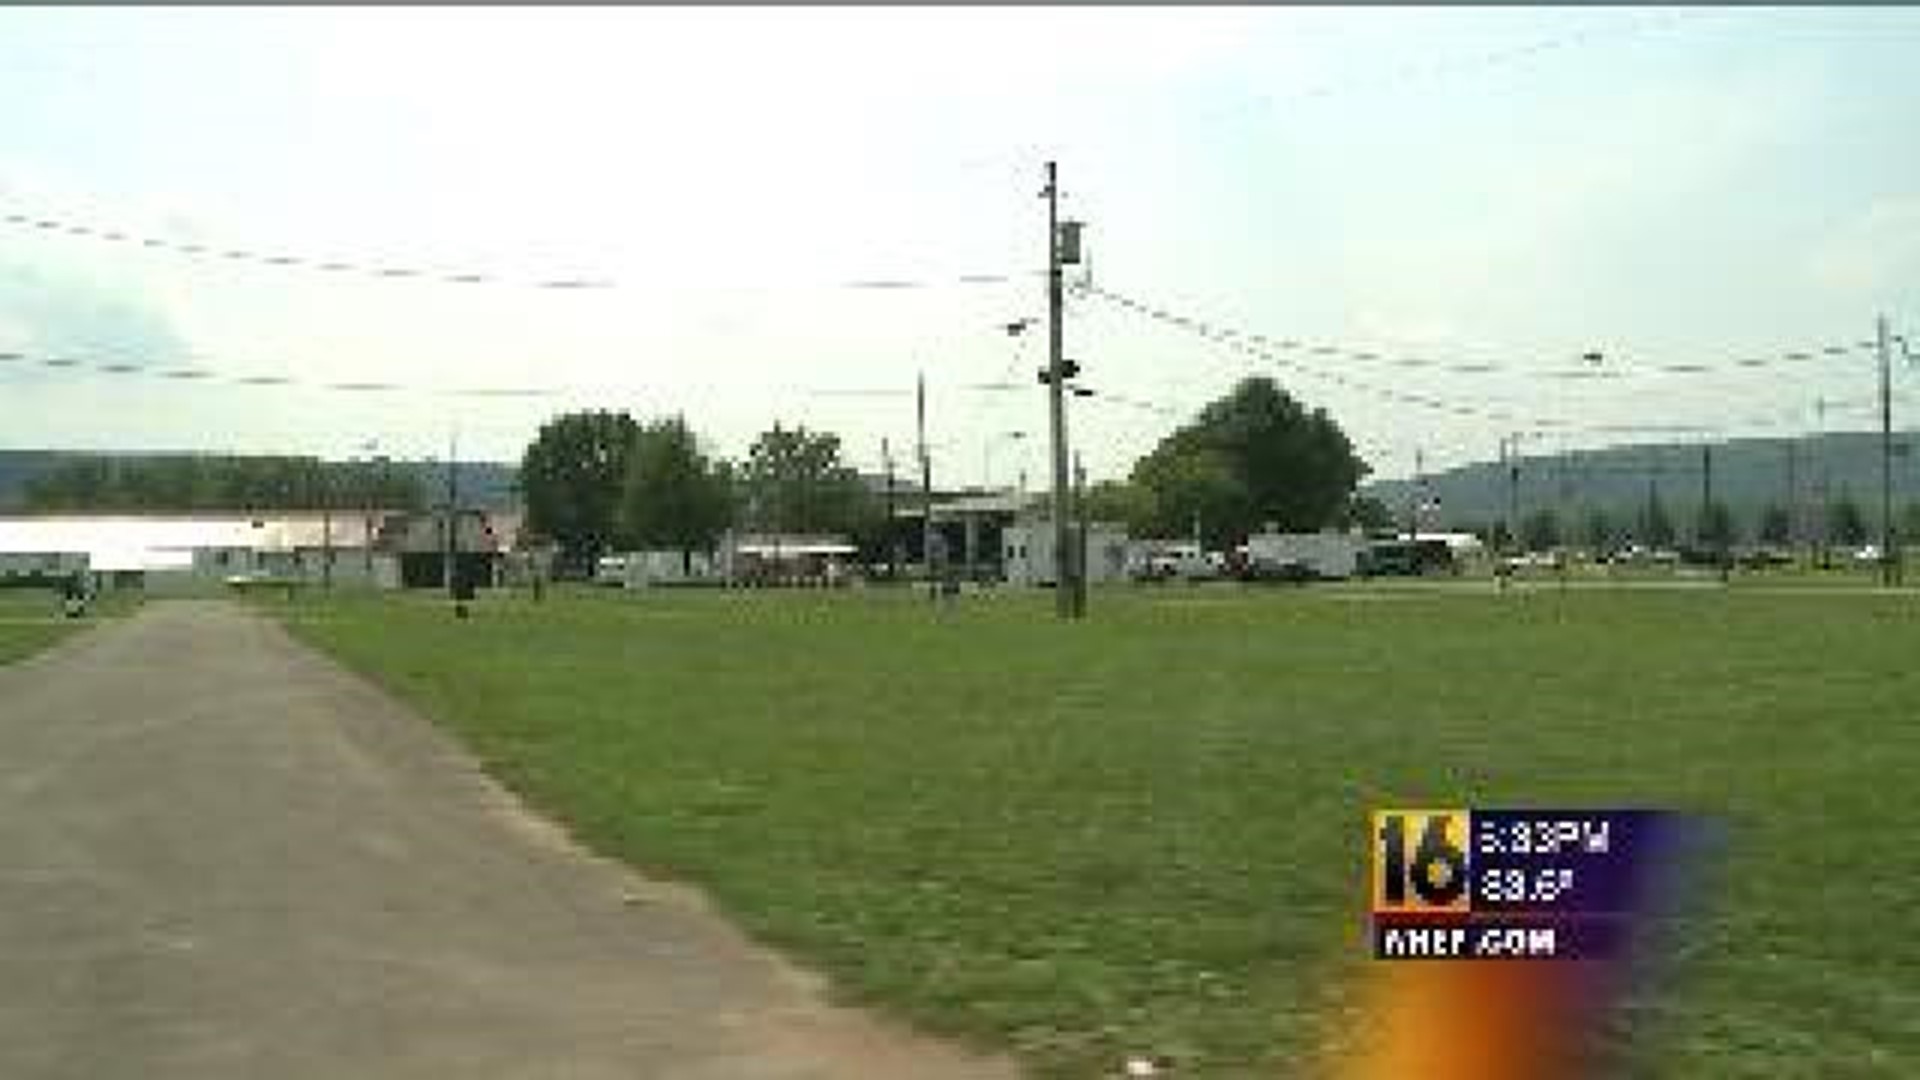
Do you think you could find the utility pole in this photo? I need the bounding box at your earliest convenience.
[1407,448,1423,541]
[1506,435,1521,553]
[918,373,935,602]
[364,453,376,581]
[1785,438,1798,552]
[1043,160,1074,619]
[883,437,898,581]
[1701,443,1713,546]
[445,430,458,599]
[320,464,334,591]
[1075,445,1090,614]
[1879,314,1896,585]
[1816,396,1831,567]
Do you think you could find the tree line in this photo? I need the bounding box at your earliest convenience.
[1472,485,1920,554]
[519,411,887,574]
[23,454,425,513]
[520,377,1375,572]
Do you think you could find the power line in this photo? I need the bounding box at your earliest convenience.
[0,203,1036,295]
[0,343,1013,405]
[1195,9,1710,135]
[1082,283,1893,444]
[1082,283,1566,431]
[946,10,1713,182]
[1079,282,1874,382]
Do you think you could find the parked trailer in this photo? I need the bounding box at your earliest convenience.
[1243,531,1370,580]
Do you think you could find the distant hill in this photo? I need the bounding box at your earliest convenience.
[1363,430,1920,538]
[0,450,520,513]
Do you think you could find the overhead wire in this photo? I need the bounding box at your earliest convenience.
[0,205,1038,295]
[0,342,1027,405]
[1082,282,1906,446]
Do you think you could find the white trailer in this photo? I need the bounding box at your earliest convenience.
[620,549,718,587]
[1244,530,1370,580]
[1003,521,1130,587]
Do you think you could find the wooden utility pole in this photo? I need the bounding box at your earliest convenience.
[1879,315,1897,585]
[320,466,333,591]
[883,437,898,581]
[1042,161,1076,618]
[445,431,458,599]
[918,374,935,601]
[1073,452,1088,618]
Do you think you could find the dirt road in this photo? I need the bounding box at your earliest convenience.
[0,601,1016,1080]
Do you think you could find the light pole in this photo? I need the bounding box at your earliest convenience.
[359,438,380,582]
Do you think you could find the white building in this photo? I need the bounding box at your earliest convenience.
[1002,519,1130,587]
[716,532,858,586]
[0,512,408,594]
[607,549,721,588]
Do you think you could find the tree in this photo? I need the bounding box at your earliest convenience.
[1903,502,1920,544]
[1641,486,1675,548]
[619,416,733,571]
[1338,494,1396,532]
[1521,508,1561,552]
[1828,489,1868,548]
[1130,377,1367,545]
[21,453,422,512]
[1758,502,1793,547]
[1132,445,1245,547]
[741,423,869,535]
[1696,500,1738,551]
[520,410,640,573]
[1082,479,1156,534]
[1583,506,1615,551]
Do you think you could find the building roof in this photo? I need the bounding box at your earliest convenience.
[727,533,857,557]
[0,512,390,569]
[892,489,1045,520]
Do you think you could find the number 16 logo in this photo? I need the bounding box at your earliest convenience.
[1372,809,1470,914]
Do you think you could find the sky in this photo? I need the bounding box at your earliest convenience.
[2,6,1918,485]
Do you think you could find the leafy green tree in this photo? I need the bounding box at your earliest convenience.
[1133,445,1244,547]
[1521,508,1561,552]
[520,410,641,573]
[1828,489,1868,547]
[1903,502,1920,544]
[21,454,422,512]
[1640,485,1675,548]
[741,423,869,535]
[1130,377,1366,545]
[1081,479,1156,533]
[619,416,733,570]
[1758,502,1793,547]
[1696,500,1738,551]
[1338,494,1397,532]
[1583,506,1615,550]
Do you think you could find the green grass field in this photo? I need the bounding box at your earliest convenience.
[276,584,1918,1078]
[0,588,138,665]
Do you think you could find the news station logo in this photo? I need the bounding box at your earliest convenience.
[1371,809,1470,916]
[1367,808,1668,962]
